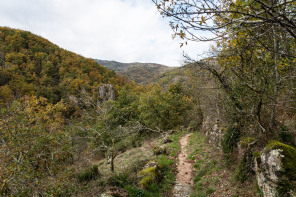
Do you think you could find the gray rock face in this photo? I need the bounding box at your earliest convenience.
[255,149,284,197]
[69,95,79,106]
[205,119,223,150]
[255,142,296,197]
[98,84,115,102]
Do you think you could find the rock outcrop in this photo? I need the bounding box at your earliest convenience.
[255,141,296,197]
[98,84,115,102]
[204,118,224,150]
[69,95,79,107]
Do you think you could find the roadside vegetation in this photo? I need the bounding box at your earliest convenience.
[188,132,259,197]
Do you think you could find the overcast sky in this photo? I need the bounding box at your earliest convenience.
[0,0,211,67]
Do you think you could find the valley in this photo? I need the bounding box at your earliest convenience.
[1,0,296,195]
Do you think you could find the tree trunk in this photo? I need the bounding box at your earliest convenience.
[110,155,114,172]
[269,26,279,131]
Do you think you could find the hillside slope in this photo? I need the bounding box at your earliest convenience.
[95,59,174,84]
[0,27,126,104]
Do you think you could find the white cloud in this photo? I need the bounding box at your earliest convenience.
[0,0,211,67]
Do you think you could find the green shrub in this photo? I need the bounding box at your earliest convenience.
[106,171,134,188]
[222,126,240,165]
[77,164,99,182]
[124,185,145,197]
[115,134,142,153]
[206,187,216,195]
[235,150,254,182]
[278,130,295,147]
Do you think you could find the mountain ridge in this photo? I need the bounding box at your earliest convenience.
[95,59,175,84]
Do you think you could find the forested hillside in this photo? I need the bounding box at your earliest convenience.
[95,59,174,84]
[0,27,126,104]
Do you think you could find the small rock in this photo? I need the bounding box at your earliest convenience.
[163,135,172,144]
[101,193,113,197]
[153,145,166,155]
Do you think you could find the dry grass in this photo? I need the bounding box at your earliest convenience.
[93,138,157,178]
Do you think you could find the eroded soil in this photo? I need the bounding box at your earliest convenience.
[173,133,193,197]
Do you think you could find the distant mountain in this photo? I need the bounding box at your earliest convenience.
[95,59,175,84]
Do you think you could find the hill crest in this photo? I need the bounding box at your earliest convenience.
[95,59,175,84]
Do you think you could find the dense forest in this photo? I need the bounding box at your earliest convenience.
[0,0,296,196]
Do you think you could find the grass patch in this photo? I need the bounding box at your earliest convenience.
[156,155,175,192]
[187,131,259,196]
[166,132,183,157]
[94,132,183,196]
[140,132,184,196]
[77,164,100,182]
[206,187,216,195]
[188,132,221,196]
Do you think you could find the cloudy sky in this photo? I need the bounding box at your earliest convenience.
[0,0,211,67]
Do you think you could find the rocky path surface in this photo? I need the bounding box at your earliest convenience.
[173,133,193,197]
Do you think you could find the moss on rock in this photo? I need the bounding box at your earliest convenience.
[153,145,166,155]
[265,140,296,181]
[259,140,296,196]
[138,164,160,189]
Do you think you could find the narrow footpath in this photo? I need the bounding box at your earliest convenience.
[173,133,193,197]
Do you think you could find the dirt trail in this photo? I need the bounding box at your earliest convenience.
[173,133,193,197]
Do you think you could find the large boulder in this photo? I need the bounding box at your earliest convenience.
[138,161,160,189]
[255,141,296,197]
